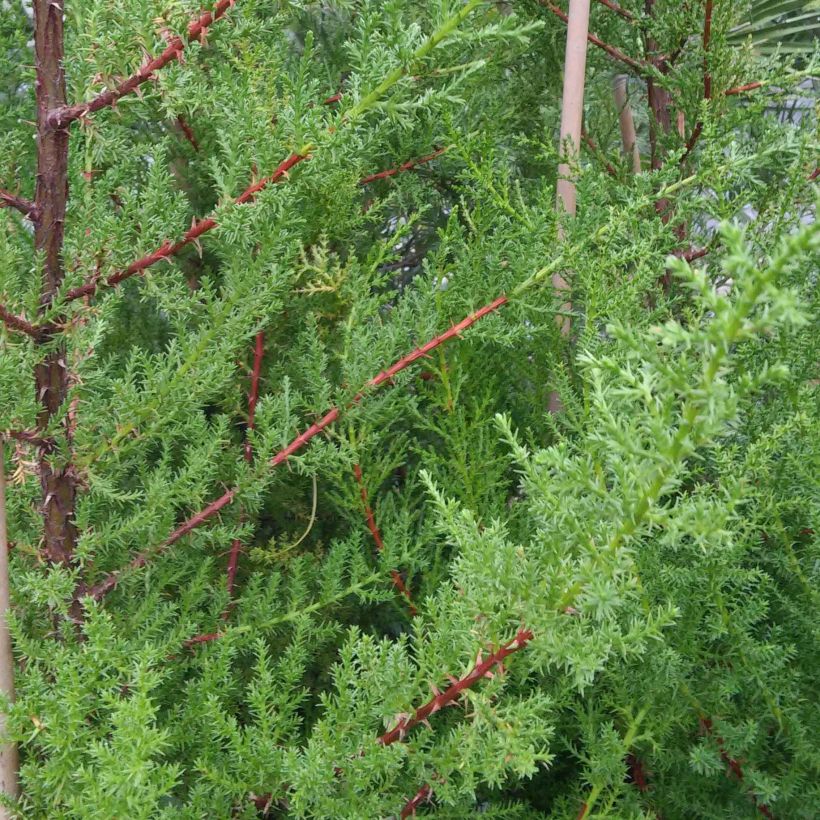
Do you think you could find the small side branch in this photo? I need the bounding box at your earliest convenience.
[699,717,773,818]
[84,295,508,601]
[593,0,634,22]
[0,304,41,339]
[538,1,646,72]
[400,783,433,818]
[376,628,533,746]
[680,0,714,162]
[359,148,447,185]
[353,464,417,615]
[47,0,242,129]
[225,329,265,598]
[580,128,618,177]
[62,152,309,304]
[0,190,38,221]
[724,80,763,97]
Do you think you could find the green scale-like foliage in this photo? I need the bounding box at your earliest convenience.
[0,0,818,817]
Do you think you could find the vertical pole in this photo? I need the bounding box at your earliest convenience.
[551,0,590,412]
[613,74,641,173]
[0,441,20,813]
[555,0,591,221]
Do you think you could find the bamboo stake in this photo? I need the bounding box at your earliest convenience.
[552,0,590,411]
[613,74,641,173]
[0,440,20,812]
[556,0,592,221]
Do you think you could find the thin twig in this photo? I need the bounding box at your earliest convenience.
[724,80,764,96]
[359,148,447,185]
[225,329,265,598]
[0,304,41,339]
[377,628,533,746]
[353,464,417,615]
[400,783,433,818]
[593,0,634,22]
[580,128,618,177]
[83,296,509,601]
[47,0,242,129]
[680,0,713,162]
[0,190,38,220]
[61,152,309,304]
[539,1,646,72]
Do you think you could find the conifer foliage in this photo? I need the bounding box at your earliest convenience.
[0,0,818,816]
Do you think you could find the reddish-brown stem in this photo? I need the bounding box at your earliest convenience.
[0,304,41,339]
[580,128,618,177]
[322,92,343,105]
[594,0,634,21]
[0,190,38,220]
[539,1,646,72]
[377,628,532,746]
[675,246,709,263]
[225,330,265,598]
[359,148,447,185]
[400,783,433,818]
[176,115,199,151]
[244,330,265,463]
[724,80,763,97]
[808,167,819,182]
[699,717,773,818]
[84,488,237,599]
[353,464,417,615]
[85,296,508,602]
[4,430,53,449]
[680,0,713,162]
[61,152,309,304]
[47,0,240,129]
[626,753,649,792]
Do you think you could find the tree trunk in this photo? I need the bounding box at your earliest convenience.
[33,0,77,566]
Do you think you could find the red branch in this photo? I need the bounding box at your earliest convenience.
[0,189,38,220]
[400,783,433,818]
[353,464,417,615]
[244,330,264,463]
[0,303,41,338]
[681,0,714,162]
[539,2,646,72]
[176,115,199,151]
[376,628,533,746]
[626,753,649,792]
[47,0,240,129]
[85,295,508,602]
[359,148,447,185]
[724,81,763,97]
[594,0,634,22]
[580,128,617,177]
[61,152,309,304]
[674,246,709,263]
[225,330,265,598]
[699,717,774,818]
[808,167,819,182]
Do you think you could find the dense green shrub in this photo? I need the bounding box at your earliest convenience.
[0,1,817,816]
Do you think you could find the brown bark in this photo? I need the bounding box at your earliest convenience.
[33,0,77,566]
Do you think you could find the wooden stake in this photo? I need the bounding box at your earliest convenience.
[0,440,20,812]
